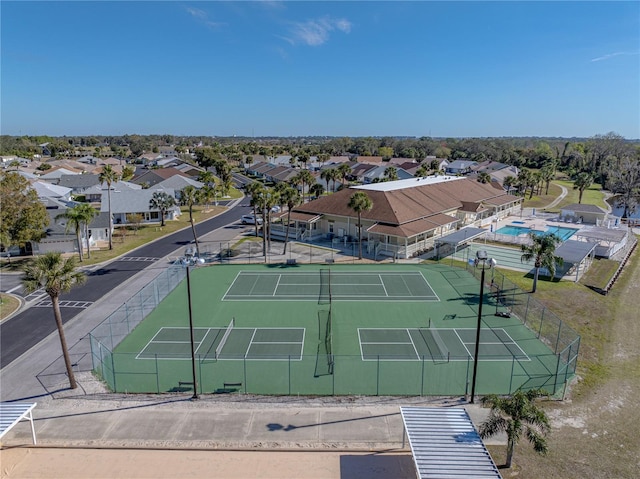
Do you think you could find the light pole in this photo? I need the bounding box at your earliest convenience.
[184,256,205,400]
[470,250,496,404]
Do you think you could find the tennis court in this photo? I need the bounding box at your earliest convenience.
[223,270,438,301]
[137,325,305,361]
[358,327,529,361]
[91,263,578,396]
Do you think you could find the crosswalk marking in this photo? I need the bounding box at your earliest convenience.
[34,300,93,309]
[118,257,160,262]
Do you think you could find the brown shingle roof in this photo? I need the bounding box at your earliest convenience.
[294,178,515,227]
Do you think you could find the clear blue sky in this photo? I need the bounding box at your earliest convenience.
[2,1,639,139]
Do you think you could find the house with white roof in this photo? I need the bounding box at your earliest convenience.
[101,187,181,225]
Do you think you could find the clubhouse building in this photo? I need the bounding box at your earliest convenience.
[281,176,522,259]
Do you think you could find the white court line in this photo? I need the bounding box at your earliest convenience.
[378,274,389,296]
[273,274,282,296]
[407,328,420,359]
[194,328,212,355]
[245,328,257,358]
[454,329,473,359]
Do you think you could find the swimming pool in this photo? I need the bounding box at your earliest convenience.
[495,225,578,241]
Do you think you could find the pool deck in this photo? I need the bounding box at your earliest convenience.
[494,213,586,238]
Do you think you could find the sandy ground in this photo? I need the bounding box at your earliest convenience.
[0,448,415,479]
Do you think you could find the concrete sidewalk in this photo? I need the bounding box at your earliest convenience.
[1,387,495,450]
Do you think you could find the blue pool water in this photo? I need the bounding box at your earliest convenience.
[495,225,578,241]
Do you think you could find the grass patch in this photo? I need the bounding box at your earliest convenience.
[552,180,607,211]
[580,258,619,291]
[0,293,21,320]
[522,182,563,209]
[78,205,228,266]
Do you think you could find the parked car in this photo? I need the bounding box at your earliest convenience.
[241,214,263,225]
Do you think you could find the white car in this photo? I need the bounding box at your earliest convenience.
[241,214,263,225]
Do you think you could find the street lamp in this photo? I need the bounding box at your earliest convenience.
[183,255,205,400]
[470,250,496,404]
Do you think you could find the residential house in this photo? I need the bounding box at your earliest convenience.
[361,165,413,184]
[84,181,142,203]
[58,174,101,195]
[469,160,519,187]
[102,187,181,225]
[285,176,521,259]
[150,176,204,200]
[38,166,84,183]
[348,163,378,182]
[32,181,73,202]
[445,160,478,175]
[131,167,190,188]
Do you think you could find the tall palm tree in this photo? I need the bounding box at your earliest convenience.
[292,170,314,203]
[99,165,120,250]
[76,203,98,259]
[348,191,373,260]
[55,205,87,261]
[520,232,563,293]
[180,186,202,257]
[22,252,86,389]
[572,172,593,204]
[245,182,266,238]
[149,191,176,227]
[479,389,551,468]
[320,169,333,193]
[337,163,352,190]
[279,186,301,254]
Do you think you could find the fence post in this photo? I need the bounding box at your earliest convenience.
[421,355,425,396]
[509,356,515,394]
[288,355,291,395]
[155,354,160,393]
[243,356,247,393]
[538,308,545,339]
[376,355,380,396]
[555,319,562,354]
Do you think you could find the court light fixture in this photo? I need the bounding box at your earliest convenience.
[183,255,205,400]
[470,250,495,404]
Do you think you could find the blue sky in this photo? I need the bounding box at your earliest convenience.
[2,1,639,138]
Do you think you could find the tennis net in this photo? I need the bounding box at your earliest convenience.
[319,268,331,305]
[215,317,235,359]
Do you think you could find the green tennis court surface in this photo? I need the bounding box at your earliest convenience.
[224,270,438,301]
[98,263,574,396]
[358,328,529,361]
[137,327,305,360]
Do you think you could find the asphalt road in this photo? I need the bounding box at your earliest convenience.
[0,201,252,368]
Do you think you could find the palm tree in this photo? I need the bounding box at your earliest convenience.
[22,252,86,389]
[99,165,120,250]
[477,172,491,184]
[415,164,429,178]
[479,389,551,468]
[384,166,398,182]
[55,205,87,262]
[120,165,135,181]
[572,172,593,204]
[292,170,314,203]
[76,203,98,259]
[279,186,301,254]
[337,163,352,190]
[348,191,373,260]
[245,182,266,238]
[149,191,176,227]
[180,186,202,257]
[520,232,563,293]
[320,169,334,193]
[310,183,325,199]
